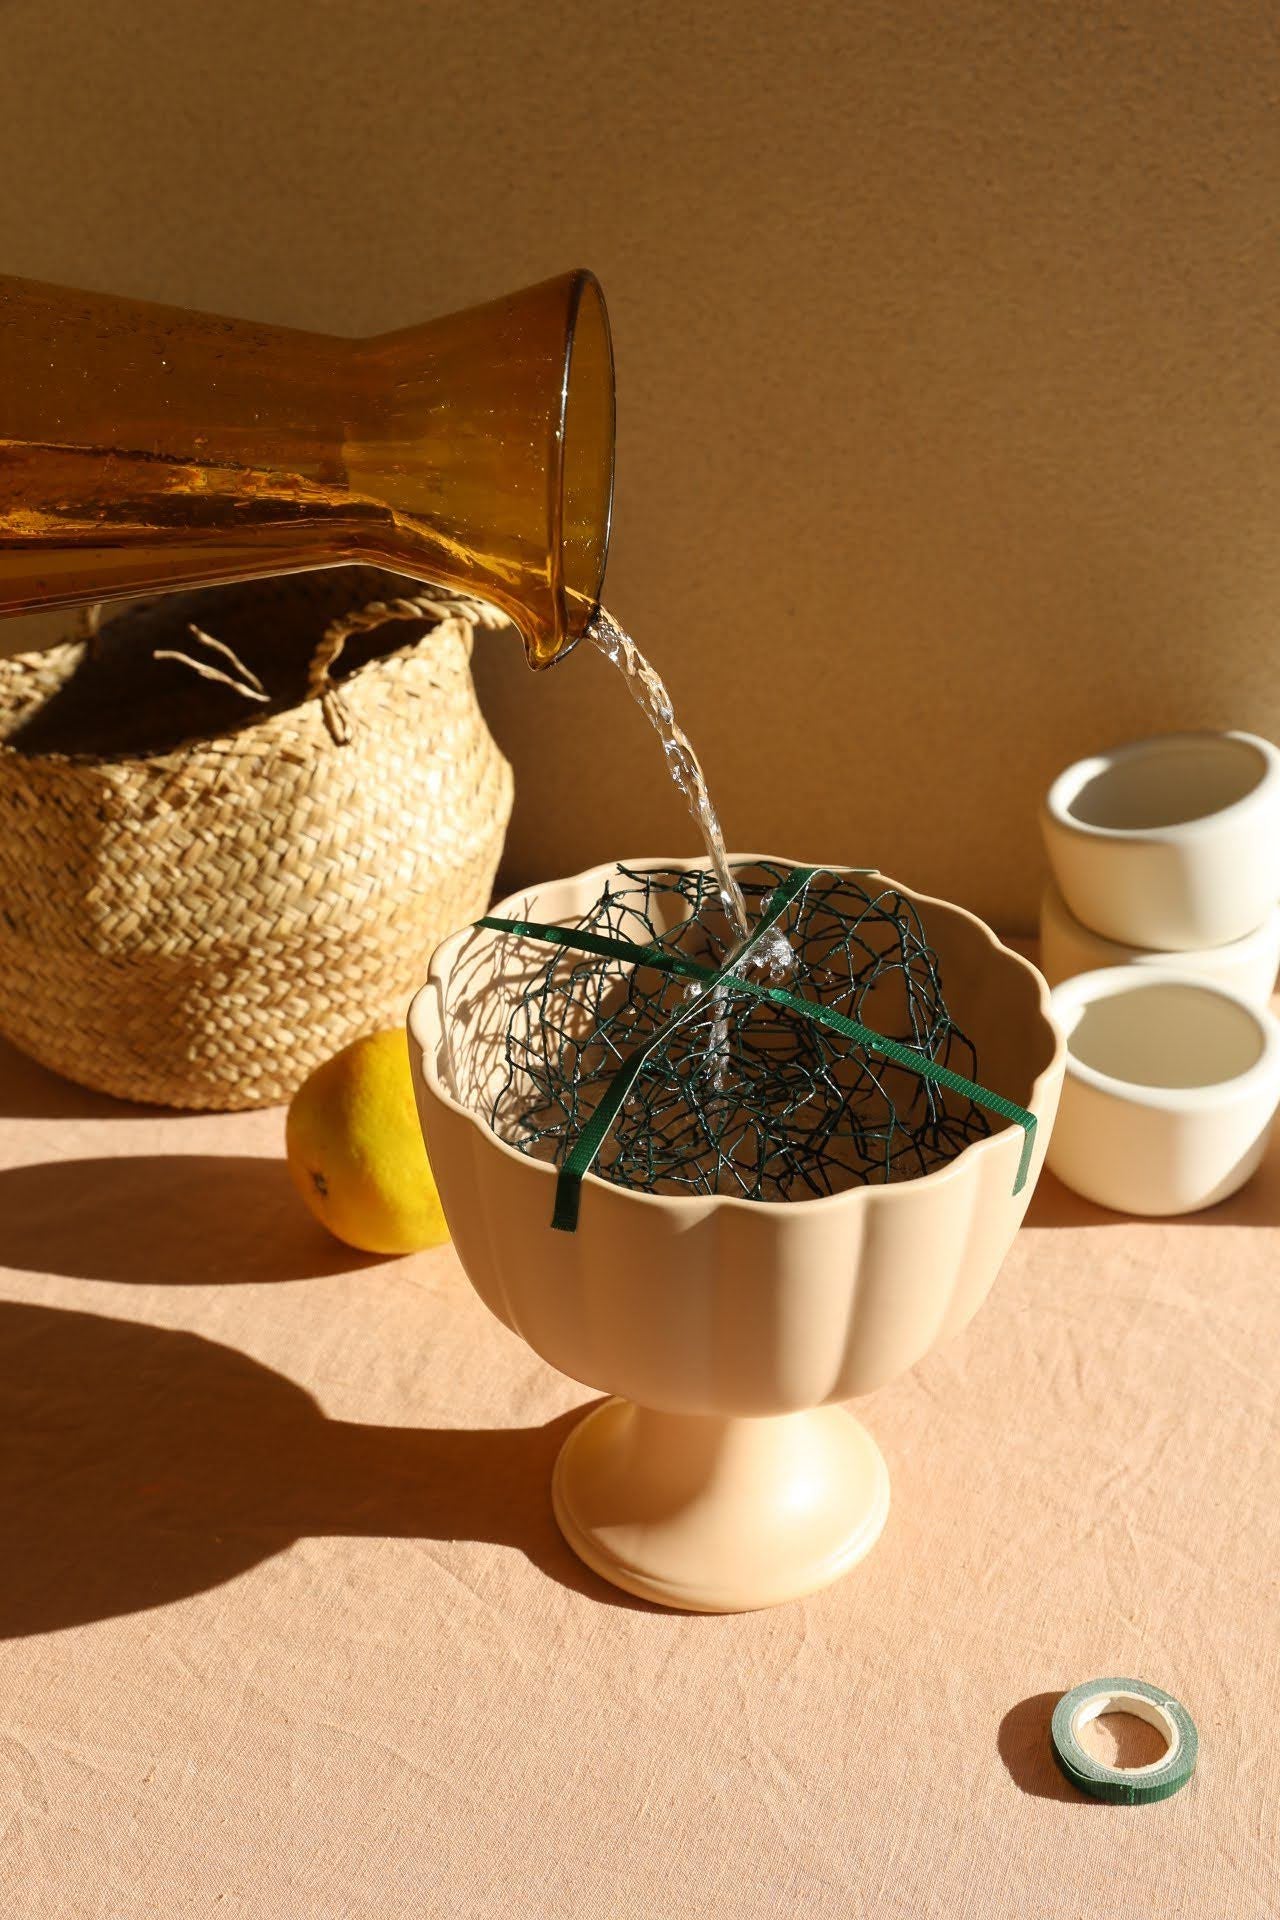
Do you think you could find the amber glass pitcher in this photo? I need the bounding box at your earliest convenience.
[0,269,614,668]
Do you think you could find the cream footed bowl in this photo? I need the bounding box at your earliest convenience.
[408,858,1064,1612]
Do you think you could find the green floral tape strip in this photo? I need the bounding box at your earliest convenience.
[478,865,1037,1232]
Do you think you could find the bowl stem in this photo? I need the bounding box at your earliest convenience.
[552,1398,890,1612]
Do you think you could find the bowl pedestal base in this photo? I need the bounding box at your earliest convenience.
[551,1398,890,1612]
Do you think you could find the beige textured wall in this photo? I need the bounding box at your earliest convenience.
[3,1,1279,930]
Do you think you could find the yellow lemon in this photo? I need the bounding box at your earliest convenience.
[286,1029,449,1255]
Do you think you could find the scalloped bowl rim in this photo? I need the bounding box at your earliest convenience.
[412,853,1066,1220]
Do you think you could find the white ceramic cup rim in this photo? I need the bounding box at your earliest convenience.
[1044,729,1280,845]
[1051,966,1280,1112]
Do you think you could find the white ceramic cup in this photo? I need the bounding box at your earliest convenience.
[1041,731,1280,951]
[1047,967,1280,1215]
[1040,882,1280,1010]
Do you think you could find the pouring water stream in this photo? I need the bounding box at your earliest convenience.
[587,607,792,980]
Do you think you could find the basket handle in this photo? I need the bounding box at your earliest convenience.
[152,624,271,703]
[77,602,104,656]
[306,591,506,745]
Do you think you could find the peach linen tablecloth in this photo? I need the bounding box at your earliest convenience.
[0,1018,1276,1919]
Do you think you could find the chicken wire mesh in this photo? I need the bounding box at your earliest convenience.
[486,862,996,1213]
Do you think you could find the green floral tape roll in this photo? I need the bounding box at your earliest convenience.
[1051,1677,1198,1805]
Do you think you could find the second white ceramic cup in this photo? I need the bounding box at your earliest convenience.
[1040,882,1280,1009]
[1047,967,1280,1215]
[1042,730,1280,951]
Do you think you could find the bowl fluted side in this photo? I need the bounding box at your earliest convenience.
[410,858,1064,1417]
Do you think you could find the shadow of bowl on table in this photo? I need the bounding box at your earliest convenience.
[0,1299,646,1638]
[0,1154,384,1284]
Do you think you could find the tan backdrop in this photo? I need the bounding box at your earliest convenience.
[2,0,1279,931]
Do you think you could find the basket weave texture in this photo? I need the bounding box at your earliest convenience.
[0,570,514,1109]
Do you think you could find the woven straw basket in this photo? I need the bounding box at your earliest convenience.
[0,568,513,1109]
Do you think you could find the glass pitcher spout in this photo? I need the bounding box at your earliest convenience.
[0,268,615,668]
